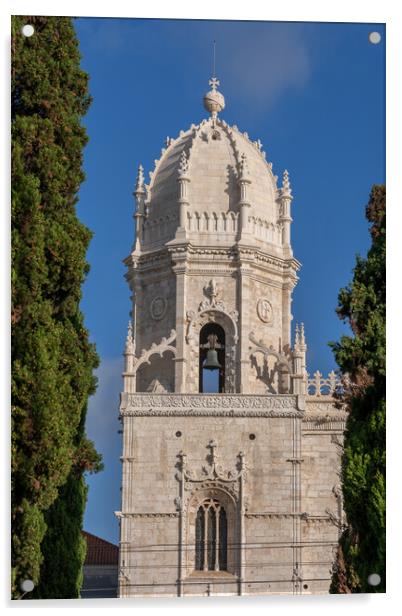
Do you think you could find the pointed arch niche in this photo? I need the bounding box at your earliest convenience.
[199,322,225,393]
[186,308,238,393]
[189,487,236,574]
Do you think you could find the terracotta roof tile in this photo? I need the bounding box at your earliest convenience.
[82,531,119,566]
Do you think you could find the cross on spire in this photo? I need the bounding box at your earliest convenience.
[209,77,220,91]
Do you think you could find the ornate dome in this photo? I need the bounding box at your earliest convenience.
[138,79,290,252]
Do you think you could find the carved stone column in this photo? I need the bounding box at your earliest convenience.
[171,251,188,393]
[282,282,293,352]
[238,452,246,596]
[237,153,251,239]
[176,151,190,240]
[288,416,303,594]
[123,320,136,394]
[237,253,252,393]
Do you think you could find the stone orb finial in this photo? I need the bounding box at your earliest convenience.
[203,77,225,117]
[203,89,225,115]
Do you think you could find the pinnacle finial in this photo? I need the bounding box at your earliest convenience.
[135,164,145,194]
[294,323,300,347]
[178,150,189,177]
[282,169,292,197]
[300,322,306,346]
[239,152,250,179]
[125,320,135,354]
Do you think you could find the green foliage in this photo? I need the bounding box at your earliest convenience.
[33,472,89,598]
[330,185,385,593]
[11,16,101,598]
[34,413,103,599]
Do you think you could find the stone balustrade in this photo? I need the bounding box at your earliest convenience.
[306,370,342,397]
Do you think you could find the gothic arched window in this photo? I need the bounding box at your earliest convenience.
[195,499,228,571]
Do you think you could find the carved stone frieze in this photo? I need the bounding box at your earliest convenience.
[120,392,304,417]
[115,511,179,518]
[245,512,306,519]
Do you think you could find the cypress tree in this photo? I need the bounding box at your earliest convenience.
[329,185,385,593]
[34,410,102,599]
[11,16,102,598]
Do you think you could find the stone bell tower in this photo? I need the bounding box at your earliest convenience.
[116,77,346,598]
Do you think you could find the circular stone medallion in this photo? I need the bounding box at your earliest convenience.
[257,298,273,323]
[150,297,167,321]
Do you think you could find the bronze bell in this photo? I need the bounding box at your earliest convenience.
[203,349,222,371]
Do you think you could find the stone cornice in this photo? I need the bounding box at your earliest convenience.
[126,243,300,280]
[119,393,305,417]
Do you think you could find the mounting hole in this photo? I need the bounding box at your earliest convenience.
[368,32,381,45]
[175,431,182,438]
[249,433,256,440]
[367,573,381,586]
[20,579,34,592]
[303,584,308,589]
[21,24,35,37]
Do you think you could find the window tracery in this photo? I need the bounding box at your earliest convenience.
[195,499,228,571]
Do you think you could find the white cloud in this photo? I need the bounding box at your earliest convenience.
[76,18,311,112]
[207,22,311,111]
[86,356,123,451]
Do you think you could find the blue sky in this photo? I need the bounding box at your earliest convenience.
[74,18,385,544]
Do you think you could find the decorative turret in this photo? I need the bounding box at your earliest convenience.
[278,169,293,252]
[133,164,146,251]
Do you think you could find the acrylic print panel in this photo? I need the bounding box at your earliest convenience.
[11,14,385,601]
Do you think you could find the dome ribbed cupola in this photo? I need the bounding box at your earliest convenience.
[134,78,293,257]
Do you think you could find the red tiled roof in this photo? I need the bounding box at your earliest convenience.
[82,531,119,566]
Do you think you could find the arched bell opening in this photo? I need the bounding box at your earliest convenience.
[199,323,225,393]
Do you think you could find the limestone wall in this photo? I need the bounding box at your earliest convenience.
[117,394,345,597]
